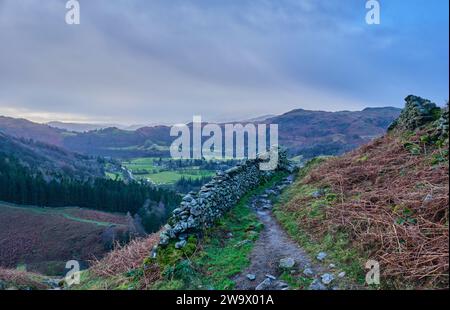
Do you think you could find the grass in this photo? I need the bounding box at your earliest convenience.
[71,270,133,290]
[279,271,313,289]
[143,170,214,184]
[190,202,262,290]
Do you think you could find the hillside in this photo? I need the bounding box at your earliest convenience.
[60,95,446,291]
[1,106,400,159]
[266,107,401,158]
[62,126,173,158]
[274,96,449,289]
[0,132,104,181]
[0,201,131,276]
[0,116,69,147]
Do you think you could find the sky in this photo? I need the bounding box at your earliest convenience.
[0,0,448,125]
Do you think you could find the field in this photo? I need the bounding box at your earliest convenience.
[0,202,129,276]
[121,157,216,185]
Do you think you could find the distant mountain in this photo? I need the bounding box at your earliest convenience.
[46,121,155,133]
[62,126,172,157]
[240,114,276,123]
[47,121,121,133]
[264,107,401,158]
[0,106,401,159]
[0,131,104,180]
[0,116,68,147]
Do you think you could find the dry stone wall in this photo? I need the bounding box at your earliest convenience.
[158,148,290,248]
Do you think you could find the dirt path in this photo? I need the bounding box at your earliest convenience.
[233,176,337,290]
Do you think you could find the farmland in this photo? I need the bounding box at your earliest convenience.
[121,157,217,185]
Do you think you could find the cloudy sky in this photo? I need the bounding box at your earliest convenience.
[0,0,448,124]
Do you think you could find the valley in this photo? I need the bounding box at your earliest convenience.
[0,96,447,290]
[64,96,448,291]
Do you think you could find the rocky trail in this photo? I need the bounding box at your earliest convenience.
[233,175,347,290]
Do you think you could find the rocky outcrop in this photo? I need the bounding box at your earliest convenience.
[158,148,291,247]
[388,95,441,131]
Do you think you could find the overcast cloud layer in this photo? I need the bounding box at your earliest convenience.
[0,0,448,124]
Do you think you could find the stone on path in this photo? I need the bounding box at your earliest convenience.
[303,268,315,277]
[316,252,327,261]
[274,281,289,290]
[279,257,296,269]
[255,278,290,291]
[255,278,272,290]
[321,273,335,285]
[309,279,327,290]
[246,274,256,281]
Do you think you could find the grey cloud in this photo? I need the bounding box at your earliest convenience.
[0,0,448,124]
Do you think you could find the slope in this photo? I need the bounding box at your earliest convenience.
[274,96,449,289]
